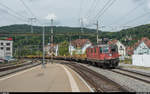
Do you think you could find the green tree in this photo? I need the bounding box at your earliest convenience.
[58,41,69,56]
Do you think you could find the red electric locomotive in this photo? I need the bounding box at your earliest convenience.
[86,44,119,68]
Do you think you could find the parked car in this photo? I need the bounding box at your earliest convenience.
[0,59,5,63]
[4,56,17,63]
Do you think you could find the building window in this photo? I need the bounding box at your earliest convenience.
[6,47,10,51]
[1,42,3,45]
[120,46,122,49]
[0,47,3,50]
[120,46,123,50]
[6,43,10,46]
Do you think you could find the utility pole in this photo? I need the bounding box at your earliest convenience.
[4,44,6,60]
[17,46,19,59]
[81,18,84,39]
[51,19,54,44]
[51,19,54,64]
[69,32,72,56]
[28,18,36,33]
[42,26,46,68]
[96,20,99,44]
[79,18,84,39]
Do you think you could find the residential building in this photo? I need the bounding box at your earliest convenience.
[133,37,150,55]
[132,37,150,67]
[0,38,13,60]
[45,43,59,56]
[108,40,126,59]
[126,46,134,58]
[69,39,92,56]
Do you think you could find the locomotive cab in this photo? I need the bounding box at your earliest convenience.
[86,44,119,68]
[110,45,118,53]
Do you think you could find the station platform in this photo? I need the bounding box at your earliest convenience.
[0,63,93,92]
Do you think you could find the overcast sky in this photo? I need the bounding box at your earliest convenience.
[0,0,150,31]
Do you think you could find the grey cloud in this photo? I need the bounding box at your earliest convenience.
[0,0,150,31]
[0,8,9,15]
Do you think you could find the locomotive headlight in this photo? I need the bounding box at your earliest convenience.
[109,54,112,56]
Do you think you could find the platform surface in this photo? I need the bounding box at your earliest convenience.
[0,63,92,92]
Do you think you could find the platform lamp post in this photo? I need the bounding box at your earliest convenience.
[50,18,54,64]
[45,13,56,64]
[3,44,6,61]
[42,25,46,68]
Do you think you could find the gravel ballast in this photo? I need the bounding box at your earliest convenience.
[79,63,150,92]
[119,63,150,74]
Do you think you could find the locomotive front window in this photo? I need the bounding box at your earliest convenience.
[95,48,97,53]
[99,48,102,53]
[91,49,93,53]
[103,47,109,53]
[111,45,118,52]
[111,48,117,52]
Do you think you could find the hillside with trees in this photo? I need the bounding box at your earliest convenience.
[0,24,150,57]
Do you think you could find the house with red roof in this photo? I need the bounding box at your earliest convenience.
[132,37,150,67]
[69,39,92,55]
[133,37,150,55]
[126,46,134,56]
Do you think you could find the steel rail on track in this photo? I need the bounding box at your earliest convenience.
[61,61,129,92]
[110,69,150,84]
[118,68,150,77]
[0,60,42,77]
[0,62,34,72]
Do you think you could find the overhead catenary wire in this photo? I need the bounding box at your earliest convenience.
[109,0,145,26]
[88,0,113,26]
[87,0,116,27]
[94,0,113,20]
[96,0,116,20]
[0,2,28,22]
[19,0,42,25]
[79,0,84,19]
[19,0,46,66]
[19,0,36,17]
[87,0,101,20]
[85,0,98,19]
[122,11,150,26]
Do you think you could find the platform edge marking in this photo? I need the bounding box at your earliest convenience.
[60,65,80,92]
[69,67,94,92]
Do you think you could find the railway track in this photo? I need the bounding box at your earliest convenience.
[0,61,26,68]
[0,61,33,72]
[110,68,150,84]
[0,63,17,68]
[61,61,129,92]
[0,60,42,77]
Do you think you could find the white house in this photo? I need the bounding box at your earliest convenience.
[0,38,13,60]
[108,40,126,60]
[133,38,150,55]
[132,37,150,67]
[69,39,92,56]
